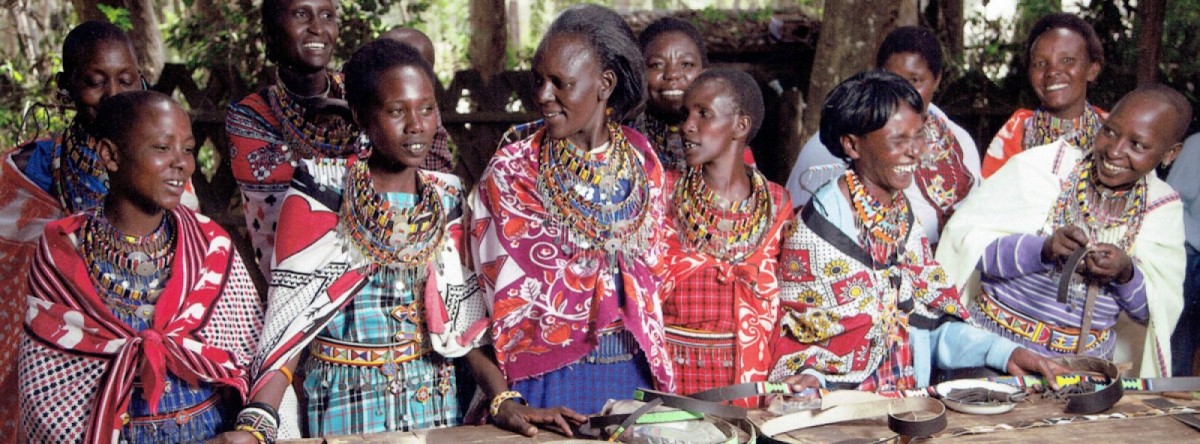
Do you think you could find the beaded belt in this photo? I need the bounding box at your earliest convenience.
[126,394,220,429]
[664,326,735,348]
[310,336,428,367]
[977,290,1108,353]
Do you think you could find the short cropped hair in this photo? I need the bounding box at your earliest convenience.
[535,4,645,120]
[819,70,924,160]
[94,90,176,146]
[638,17,709,68]
[692,69,764,141]
[1119,84,1194,143]
[62,20,136,82]
[876,26,942,78]
[1026,13,1104,67]
[342,39,437,114]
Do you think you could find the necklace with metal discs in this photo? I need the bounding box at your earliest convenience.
[674,166,772,263]
[82,208,176,321]
[340,160,446,270]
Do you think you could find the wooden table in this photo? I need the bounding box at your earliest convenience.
[281,393,1200,443]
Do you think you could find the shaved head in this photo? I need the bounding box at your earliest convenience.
[380,27,435,66]
[1114,84,1193,143]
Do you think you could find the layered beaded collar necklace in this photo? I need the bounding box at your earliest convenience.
[267,72,358,159]
[82,207,175,319]
[673,166,772,263]
[845,169,911,265]
[915,110,975,228]
[53,120,108,214]
[639,112,686,172]
[1024,104,1102,152]
[340,159,446,273]
[536,122,653,258]
[1047,153,1146,250]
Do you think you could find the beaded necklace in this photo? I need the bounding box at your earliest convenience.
[536,122,653,259]
[267,72,358,159]
[638,112,686,172]
[673,166,772,263]
[1023,104,1102,152]
[845,169,911,265]
[82,207,175,320]
[915,110,975,228]
[1046,153,1146,251]
[53,120,109,214]
[340,159,446,273]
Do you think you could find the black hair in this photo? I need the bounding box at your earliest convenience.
[343,38,438,114]
[534,4,645,120]
[638,17,709,68]
[94,90,176,147]
[819,70,924,160]
[692,69,764,141]
[1119,84,1193,143]
[61,20,136,82]
[1026,13,1105,67]
[875,26,942,79]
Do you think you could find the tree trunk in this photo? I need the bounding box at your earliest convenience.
[468,0,506,83]
[123,0,164,83]
[929,0,965,66]
[799,0,918,140]
[70,0,102,21]
[1135,0,1165,85]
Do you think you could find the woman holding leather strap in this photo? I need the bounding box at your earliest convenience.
[773,71,1066,393]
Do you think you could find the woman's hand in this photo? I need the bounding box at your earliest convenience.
[782,373,822,392]
[1006,348,1071,389]
[493,401,587,438]
[204,431,259,444]
[1083,243,1134,285]
[1042,226,1089,265]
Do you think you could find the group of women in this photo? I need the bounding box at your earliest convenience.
[0,1,1194,443]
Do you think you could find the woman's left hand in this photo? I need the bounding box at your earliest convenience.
[1006,348,1072,389]
[1083,243,1134,285]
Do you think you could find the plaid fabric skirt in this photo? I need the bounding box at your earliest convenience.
[303,346,459,436]
[512,330,654,415]
[665,327,736,396]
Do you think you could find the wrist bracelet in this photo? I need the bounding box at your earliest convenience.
[234,424,267,444]
[279,367,293,385]
[236,406,278,444]
[490,390,526,417]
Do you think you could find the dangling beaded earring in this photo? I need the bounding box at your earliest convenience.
[356,132,372,159]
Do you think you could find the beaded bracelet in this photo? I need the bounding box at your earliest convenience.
[279,367,293,385]
[235,405,279,444]
[490,390,527,417]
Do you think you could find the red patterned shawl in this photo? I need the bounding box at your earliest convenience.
[469,126,676,391]
[661,171,792,394]
[21,208,263,443]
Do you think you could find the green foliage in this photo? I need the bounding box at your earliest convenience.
[97,4,133,31]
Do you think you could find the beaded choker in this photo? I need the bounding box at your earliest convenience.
[1024,105,1102,151]
[845,169,910,265]
[638,113,686,172]
[673,166,772,263]
[340,160,446,272]
[1047,153,1146,250]
[82,208,175,315]
[267,72,358,159]
[536,122,653,257]
[54,120,108,214]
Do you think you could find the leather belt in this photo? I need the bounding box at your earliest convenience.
[754,392,946,438]
[978,289,1109,353]
[1058,246,1101,355]
[1053,356,1124,414]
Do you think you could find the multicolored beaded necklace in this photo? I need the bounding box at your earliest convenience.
[82,207,175,321]
[915,110,976,229]
[536,122,653,259]
[637,112,686,172]
[673,166,772,263]
[845,169,911,265]
[1045,153,1146,251]
[267,72,358,159]
[340,159,446,274]
[53,120,109,214]
[1023,104,1102,152]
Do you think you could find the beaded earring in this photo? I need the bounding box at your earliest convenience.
[356,132,372,159]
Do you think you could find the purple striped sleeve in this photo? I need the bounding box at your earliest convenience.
[978,234,1053,278]
[1111,264,1149,322]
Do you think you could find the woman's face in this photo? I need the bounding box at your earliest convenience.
[531,33,615,148]
[360,65,439,171]
[62,39,141,128]
[681,79,745,168]
[270,0,339,72]
[1093,94,1182,191]
[1028,27,1100,119]
[644,31,703,121]
[102,100,196,214]
[843,103,925,199]
[882,52,940,110]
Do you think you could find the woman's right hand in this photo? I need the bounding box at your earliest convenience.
[493,400,588,438]
[782,373,822,393]
[1042,225,1089,264]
